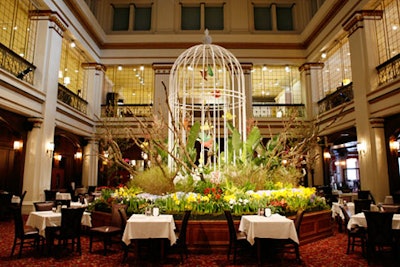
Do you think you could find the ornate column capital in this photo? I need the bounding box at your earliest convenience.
[299,62,324,73]
[342,10,383,36]
[27,117,44,129]
[369,117,385,128]
[29,10,68,37]
[153,63,173,74]
[82,63,107,72]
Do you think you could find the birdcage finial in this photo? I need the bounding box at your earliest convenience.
[203,29,212,44]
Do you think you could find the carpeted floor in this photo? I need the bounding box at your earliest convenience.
[0,217,397,267]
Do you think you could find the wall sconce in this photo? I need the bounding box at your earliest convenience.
[46,142,54,157]
[357,142,366,155]
[389,140,399,151]
[74,151,82,159]
[323,148,331,159]
[321,52,327,59]
[54,154,62,161]
[276,109,283,118]
[13,140,23,151]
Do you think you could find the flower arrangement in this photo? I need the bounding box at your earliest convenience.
[89,181,329,217]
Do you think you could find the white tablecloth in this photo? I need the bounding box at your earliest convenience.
[331,202,355,219]
[122,214,176,246]
[55,192,71,200]
[238,214,299,245]
[347,213,400,230]
[26,210,92,236]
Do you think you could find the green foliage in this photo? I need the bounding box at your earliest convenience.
[128,165,175,195]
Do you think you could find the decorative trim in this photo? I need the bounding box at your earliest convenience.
[342,10,383,36]
[81,62,107,72]
[101,42,304,50]
[303,0,350,48]
[29,10,68,37]
[299,62,324,72]
[27,117,44,128]
[370,117,385,128]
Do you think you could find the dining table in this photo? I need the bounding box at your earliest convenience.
[122,214,177,261]
[239,214,299,264]
[26,209,92,237]
[347,212,400,230]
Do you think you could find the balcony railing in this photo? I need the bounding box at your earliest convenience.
[252,103,305,118]
[376,53,400,86]
[57,84,88,114]
[318,83,353,114]
[101,104,153,117]
[0,42,36,84]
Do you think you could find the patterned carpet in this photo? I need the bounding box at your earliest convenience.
[0,216,397,267]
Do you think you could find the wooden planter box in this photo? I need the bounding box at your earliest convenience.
[91,209,333,252]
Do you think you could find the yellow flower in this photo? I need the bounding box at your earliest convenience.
[223,112,235,121]
[223,194,235,202]
[201,195,210,202]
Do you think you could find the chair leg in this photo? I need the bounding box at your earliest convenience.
[227,241,231,260]
[89,234,93,253]
[346,236,351,254]
[19,238,24,258]
[103,236,108,255]
[10,238,17,257]
[294,244,301,262]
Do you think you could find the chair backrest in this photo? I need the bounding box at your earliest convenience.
[118,208,128,230]
[19,191,27,206]
[60,207,85,238]
[358,190,376,204]
[34,201,54,211]
[110,203,127,228]
[224,210,237,242]
[364,210,394,246]
[178,210,191,243]
[294,209,305,239]
[44,190,57,201]
[354,199,372,214]
[11,206,25,238]
[339,206,351,231]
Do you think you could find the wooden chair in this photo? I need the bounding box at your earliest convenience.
[224,209,248,264]
[358,190,376,204]
[173,210,191,262]
[339,206,366,255]
[10,206,43,258]
[51,207,86,255]
[44,190,57,201]
[89,203,127,255]
[33,201,54,211]
[364,210,397,263]
[354,199,372,214]
[278,209,305,262]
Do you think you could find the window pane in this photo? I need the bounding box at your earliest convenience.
[181,6,200,30]
[254,7,272,30]
[205,6,223,30]
[276,7,293,31]
[134,7,151,31]
[113,7,129,31]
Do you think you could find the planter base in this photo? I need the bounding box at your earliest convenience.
[91,209,333,252]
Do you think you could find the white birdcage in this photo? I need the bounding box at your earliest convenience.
[168,30,247,173]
